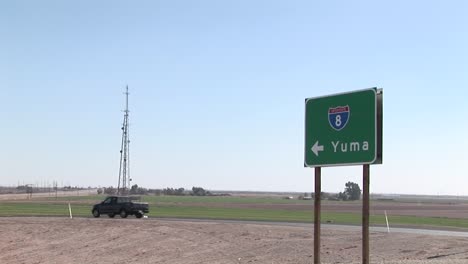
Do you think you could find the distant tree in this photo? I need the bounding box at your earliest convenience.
[337,191,348,201]
[97,188,103,195]
[129,184,149,195]
[16,185,27,191]
[163,188,175,195]
[130,184,139,194]
[321,192,329,199]
[191,187,211,196]
[192,187,205,196]
[343,181,361,201]
[175,188,185,196]
[161,187,184,196]
[104,186,116,195]
[310,192,329,200]
[139,187,148,195]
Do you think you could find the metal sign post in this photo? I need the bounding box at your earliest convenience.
[314,167,321,264]
[363,164,370,264]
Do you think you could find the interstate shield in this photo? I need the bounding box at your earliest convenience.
[328,105,350,131]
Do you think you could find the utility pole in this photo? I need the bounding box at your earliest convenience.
[117,86,131,195]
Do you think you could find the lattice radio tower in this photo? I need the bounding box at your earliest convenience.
[117,86,131,195]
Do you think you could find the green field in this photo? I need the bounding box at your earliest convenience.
[1,195,468,230]
[43,195,316,204]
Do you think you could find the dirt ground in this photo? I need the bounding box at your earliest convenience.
[0,190,97,201]
[1,217,468,264]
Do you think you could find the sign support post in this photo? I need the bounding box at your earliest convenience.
[363,164,370,264]
[314,167,321,264]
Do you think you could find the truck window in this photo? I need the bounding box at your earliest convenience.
[117,197,130,203]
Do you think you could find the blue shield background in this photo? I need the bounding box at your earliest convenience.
[328,106,350,131]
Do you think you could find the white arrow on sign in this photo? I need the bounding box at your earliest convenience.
[311,141,324,156]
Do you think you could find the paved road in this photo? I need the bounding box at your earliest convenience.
[324,223,468,237]
[155,217,468,237]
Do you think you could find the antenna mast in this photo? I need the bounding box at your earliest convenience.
[117,86,131,195]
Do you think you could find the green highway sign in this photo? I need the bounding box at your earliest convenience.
[304,88,382,167]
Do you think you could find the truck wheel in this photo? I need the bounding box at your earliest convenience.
[135,212,143,219]
[92,209,100,218]
[119,209,128,218]
[108,213,115,218]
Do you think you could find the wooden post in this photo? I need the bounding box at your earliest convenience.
[363,164,370,264]
[314,167,321,264]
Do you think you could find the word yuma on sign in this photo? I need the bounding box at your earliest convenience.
[331,140,369,153]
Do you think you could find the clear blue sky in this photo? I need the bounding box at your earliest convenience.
[2,0,467,195]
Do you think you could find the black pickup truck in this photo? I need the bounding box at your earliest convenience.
[92,196,149,218]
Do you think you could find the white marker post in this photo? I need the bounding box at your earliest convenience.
[68,203,73,219]
[384,210,390,233]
